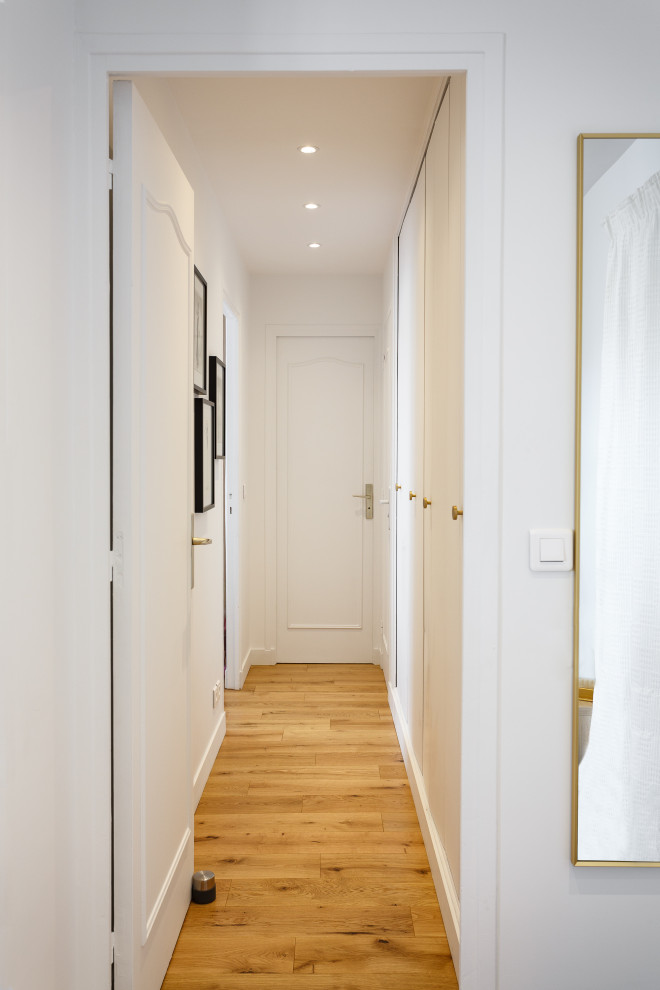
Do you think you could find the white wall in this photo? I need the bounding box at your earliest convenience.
[133,78,250,798]
[5,2,660,989]
[245,274,383,666]
[0,3,108,989]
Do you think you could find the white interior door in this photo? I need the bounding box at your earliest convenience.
[112,80,194,990]
[396,167,426,766]
[276,334,374,662]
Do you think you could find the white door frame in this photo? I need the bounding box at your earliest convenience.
[223,300,241,690]
[75,33,504,990]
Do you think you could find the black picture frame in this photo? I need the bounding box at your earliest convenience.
[208,355,226,459]
[194,398,215,512]
[193,267,207,395]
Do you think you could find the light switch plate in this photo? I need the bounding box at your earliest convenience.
[529,529,574,571]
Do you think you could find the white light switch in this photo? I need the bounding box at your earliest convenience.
[530,529,574,572]
[540,538,564,562]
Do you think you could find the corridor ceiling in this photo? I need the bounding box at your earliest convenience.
[164,74,444,275]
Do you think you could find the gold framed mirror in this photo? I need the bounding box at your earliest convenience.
[574,133,660,866]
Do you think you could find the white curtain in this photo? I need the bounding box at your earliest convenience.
[579,170,660,861]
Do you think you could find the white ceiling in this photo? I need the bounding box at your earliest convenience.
[165,75,445,275]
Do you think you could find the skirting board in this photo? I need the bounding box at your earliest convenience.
[388,680,461,972]
[247,648,277,667]
[193,711,226,809]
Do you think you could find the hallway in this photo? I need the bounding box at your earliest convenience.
[161,663,458,988]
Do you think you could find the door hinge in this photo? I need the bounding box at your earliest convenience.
[109,533,124,586]
[107,157,114,191]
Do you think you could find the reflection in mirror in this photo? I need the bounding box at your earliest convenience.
[574,134,660,865]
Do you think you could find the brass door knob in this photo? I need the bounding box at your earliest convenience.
[423,497,432,508]
[451,505,463,521]
[409,491,417,501]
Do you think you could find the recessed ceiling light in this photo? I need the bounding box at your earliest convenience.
[304,203,320,210]
[308,242,321,249]
[298,145,318,154]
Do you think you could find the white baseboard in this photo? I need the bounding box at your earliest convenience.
[192,710,226,809]
[237,649,251,688]
[247,648,277,667]
[380,633,390,682]
[388,680,461,971]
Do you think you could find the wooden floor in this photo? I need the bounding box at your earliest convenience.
[162,663,458,990]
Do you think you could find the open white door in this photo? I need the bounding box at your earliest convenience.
[112,81,194,990]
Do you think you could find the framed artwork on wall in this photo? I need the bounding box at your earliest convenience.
[193,267,207,394]
[194,398,215,512]
[208,355,226,459]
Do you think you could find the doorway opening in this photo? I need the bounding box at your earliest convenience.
[92,40,497,990]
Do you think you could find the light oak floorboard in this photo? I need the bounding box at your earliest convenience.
[257,709,383,721]
[184,903,415,936]
[165,935,294,976]
[161,663,457,990]
[293,935,452,975]
[194,812,384,832]
[225,877,439,905]
[161,976,455,990]
[379,764,409,778]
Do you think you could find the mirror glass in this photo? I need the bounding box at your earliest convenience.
[574,134,660,865]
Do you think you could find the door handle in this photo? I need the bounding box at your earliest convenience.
[352,483,373,519]
[191,513,213,589]
[452,505,463,521]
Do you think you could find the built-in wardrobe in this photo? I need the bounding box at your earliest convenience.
[392,74,465,964]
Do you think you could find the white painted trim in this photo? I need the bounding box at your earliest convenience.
[223,302,241,693]
[239,648,252,685]
[248,647,277,667]
[192,711,226,809]
[144,827,191,942]
[78,34,503,990]
[389,680,461,966]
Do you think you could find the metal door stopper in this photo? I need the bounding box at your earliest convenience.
[191,870,216,904]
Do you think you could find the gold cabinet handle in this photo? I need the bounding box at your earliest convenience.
[409,491,417,501]
[395,484,402,491]
[452,505,463,521]
[192,537,213,546]
[423,497,432,508]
